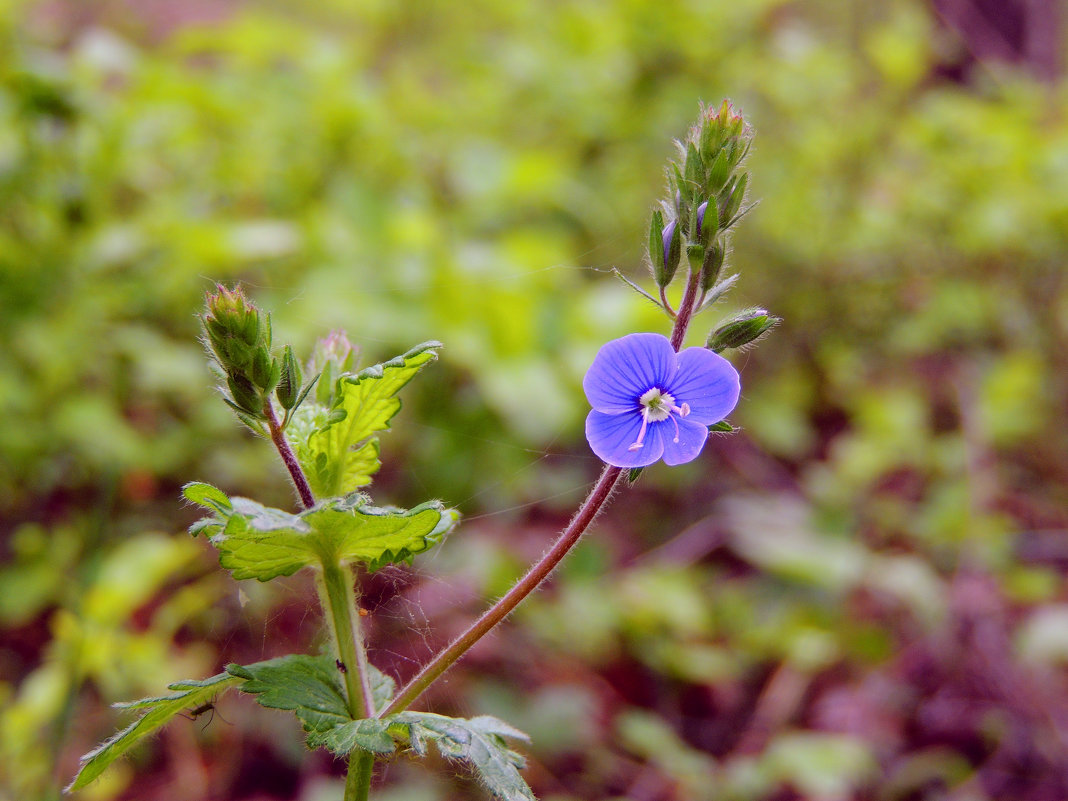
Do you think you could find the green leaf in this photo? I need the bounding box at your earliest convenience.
[307,718,397,755]
[227,654,350,733]
[182,481,231,514]
[289,342,441,496]
[226,654,399,753]
[388,711,535,801]
[369,663,397,713]
[67,672,243,791]
[185,487,458,579]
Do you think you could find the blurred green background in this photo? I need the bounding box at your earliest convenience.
[3,0,1068,799]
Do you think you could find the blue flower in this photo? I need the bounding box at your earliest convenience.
[583,333,740,468]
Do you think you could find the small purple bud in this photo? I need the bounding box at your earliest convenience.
[695,201,708,238]
[661,219,677,270]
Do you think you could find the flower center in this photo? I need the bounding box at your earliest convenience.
[628,387,691,451]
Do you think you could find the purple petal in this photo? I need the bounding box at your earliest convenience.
[660,416,709,466]
[667,347,740,425]
[586,410,665,468]
[583,333,678,414]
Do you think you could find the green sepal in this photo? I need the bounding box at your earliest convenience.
[696,273,739,313]
[66,672,243,791]
[276,344,303,411]
[647,209,664,268]
[184,484,458,579]
[709,420,734,433]
[283,372,320,429]
[699,241,725,293]
[628,467,644,483]
[684,140,702,187]
[612,268,665,311]
[288,341,441,496]
[707,148,730,193]
[387,712,534,801]
[720,171,748,227]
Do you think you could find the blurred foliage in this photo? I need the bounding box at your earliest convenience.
[2,0,1068,799]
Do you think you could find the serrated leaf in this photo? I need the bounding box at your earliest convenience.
[67,672,242,791]
[182,481,231,514]
[185,488,458,579]
[388,711,535,801]
[227,654,350,733]
[289,342,441,497]
[370,664,396,713]
[307,718,396,755]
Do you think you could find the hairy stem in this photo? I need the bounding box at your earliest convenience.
[318,564,376,719]
[263,401,316,509]
[659,285,676,318]
[344,750,374,801]
[381,463,623,716]
[669,268,701,351]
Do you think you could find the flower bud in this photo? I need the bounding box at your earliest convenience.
[203,285,270,377]
[656,218,681,288]
[695,200,717,247]
[310,330,357,406]
[706,308,781,353]
[276,344,303,411]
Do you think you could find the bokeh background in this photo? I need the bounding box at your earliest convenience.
[3,1,1068,799]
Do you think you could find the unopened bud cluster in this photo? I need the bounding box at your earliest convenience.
[202,285,312,429]
[635,101,780,353]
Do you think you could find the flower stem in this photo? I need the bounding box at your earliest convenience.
[669,268,702,352]
[380,462,624,716]
[263,401,316,510]
[659,285,676,318]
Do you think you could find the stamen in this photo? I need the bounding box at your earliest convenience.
[630,391,691,450]
[628,412,650,451]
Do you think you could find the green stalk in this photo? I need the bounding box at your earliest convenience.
[318,563,376,719]
[318,563,378,801]
[345,751,375,801]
